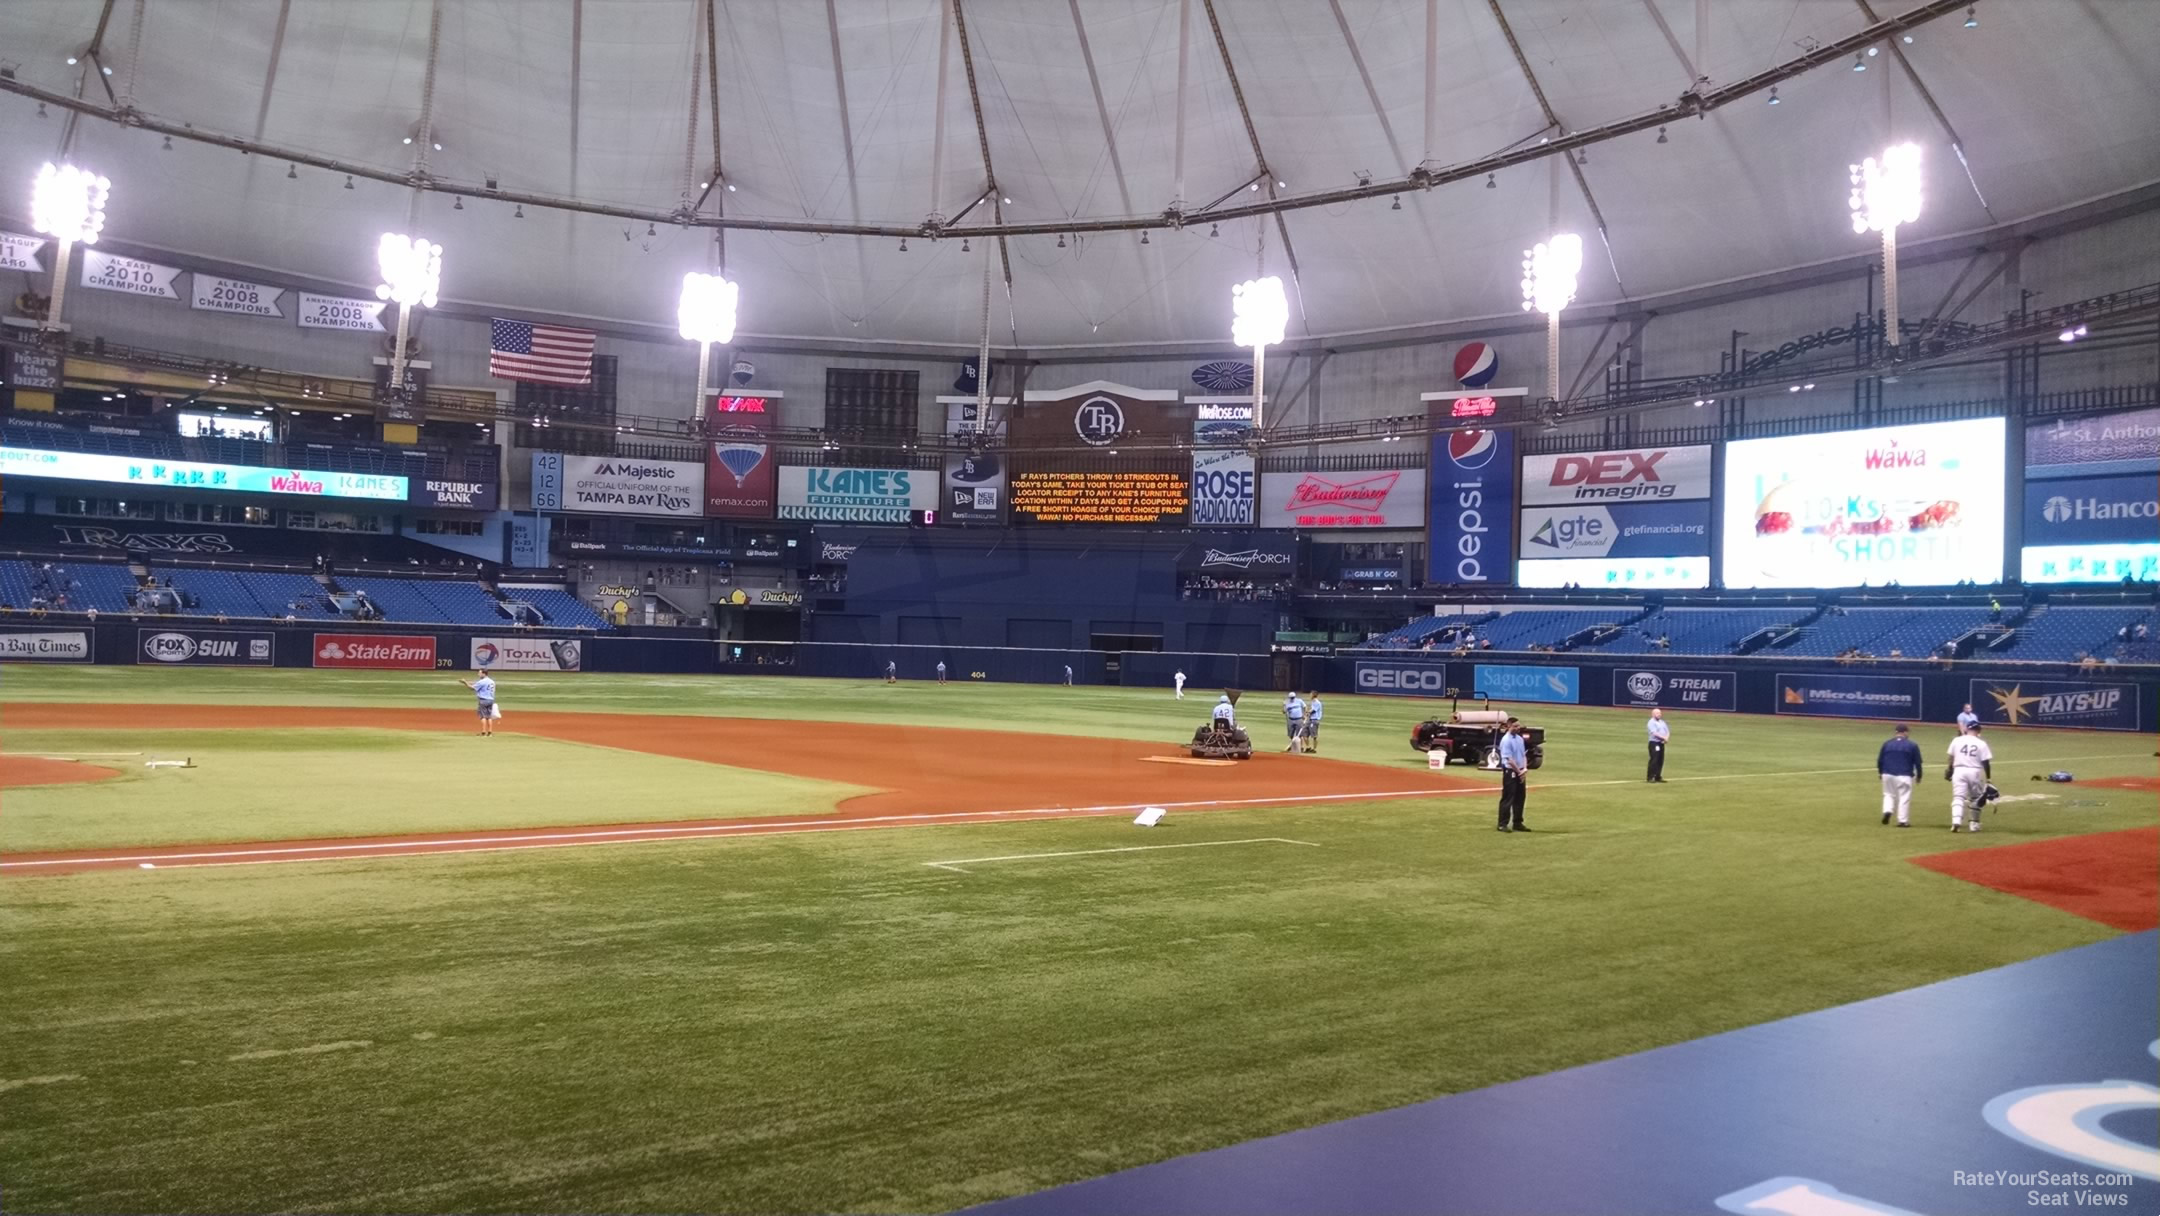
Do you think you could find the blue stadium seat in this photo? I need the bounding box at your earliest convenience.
[0,558,140,612]
[508,588,610,629]
[332,576,455,623]
[1575,608,1805,655]
[1775,606,1996,658]
[2000,604,2157,662]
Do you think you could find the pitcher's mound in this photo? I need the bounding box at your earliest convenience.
[0,756,121,789]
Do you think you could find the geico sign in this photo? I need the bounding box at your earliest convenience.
[1357,666,1451,692]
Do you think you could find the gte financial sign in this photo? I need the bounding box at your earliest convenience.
[1521,444,1712,506]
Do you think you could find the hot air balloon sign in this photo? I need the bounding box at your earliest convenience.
[704,395,779,519]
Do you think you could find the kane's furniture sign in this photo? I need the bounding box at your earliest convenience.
[313,634,438,669]
[472,638,582,672]
[1775,672,1921,720]
[0,446,407,500]
[138,628,274,666]
[190,274,285,319]
[1011,471,1188,524]
[0,629,92,662]
[296,292,389,332]
[1722,418,2006,589]
[1258,468,1426,529]
[1521,445,1712,506]
[531,453,704,518]
[1614,668,1736,712]
[1968,678,2140,732]
[79,249,181,299]
[778,467,937,522]
[1473,664,1580,704]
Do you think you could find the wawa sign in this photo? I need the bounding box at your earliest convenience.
[312,633,439,670]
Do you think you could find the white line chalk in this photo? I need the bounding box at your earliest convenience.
[924,837,1320,873]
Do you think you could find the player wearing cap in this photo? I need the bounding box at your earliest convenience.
[1282,692,1307,753]
[1945,723,1994,832]
[1876,724,1923,827]
[1955,703,1979,733]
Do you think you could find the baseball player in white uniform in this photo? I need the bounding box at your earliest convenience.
[1174,670,1186,699]
[1212,695,1236,727]
[1946,723,1994,831]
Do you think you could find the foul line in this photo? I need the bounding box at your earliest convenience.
[924,837,1320,872]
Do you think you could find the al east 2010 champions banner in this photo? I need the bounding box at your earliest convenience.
[706,393,777,519]
[1189,401,1255,526]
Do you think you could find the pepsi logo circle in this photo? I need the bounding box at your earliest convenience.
[1453,342,1497,388]
[1448,430,1499,469]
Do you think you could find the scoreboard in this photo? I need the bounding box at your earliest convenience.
[1010,470,1188,524]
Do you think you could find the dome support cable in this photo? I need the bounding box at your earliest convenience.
[950,0,1018,345]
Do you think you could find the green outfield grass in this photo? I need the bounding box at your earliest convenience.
[0,667,2153,1213]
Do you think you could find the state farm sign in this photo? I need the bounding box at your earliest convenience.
[1521,445,1711,506]
[312,633,439,670]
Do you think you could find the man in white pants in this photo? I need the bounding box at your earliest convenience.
[1875,723,1923,827]
[1946,723,1994,832]
[1174,670,1186,699]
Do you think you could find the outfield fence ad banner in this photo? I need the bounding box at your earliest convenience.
[0,629,91,661]
[1613,668,1737,712]
[471,637,583,672]
[1352,661,1456,696]
[1967,677,2141,731]
[1473,664,1580,704]
[312,633,438,669]
[1775,672,1922,720]
[138,628,274,666]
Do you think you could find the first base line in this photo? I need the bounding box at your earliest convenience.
[924,837,1321,873]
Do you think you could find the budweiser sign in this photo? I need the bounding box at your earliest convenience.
[1258,468,1425,529]
[311,633,438,670]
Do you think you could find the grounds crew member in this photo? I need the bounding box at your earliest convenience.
[1212,694,1237,728]
[1876,723,1923,827]
[1302,693,1324,754]
[1497,720,1530,832]
[1282,691,1307,752]
[1646,708,1671,782]
[458,672,498,737]
[1946,723,1994,832]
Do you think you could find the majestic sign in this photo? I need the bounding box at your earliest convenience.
[1775,672,1922,720]
[1258,468,1426,529]
[296,292,390,332]
[1189,401,1255,526]
[1473,664,1580,705]
[0,446,407,501]
[0,629,91,662]
[1518,501,1712,559]
[1011,470,1188,524]
[706,393,777,519]
[1968,678,2141,732]
[1722,418,2007,590]
[531,453,704,518]
[138,628,274,666]
[1429,426,1517,584]
[778,466,937,523]
[2024,408,2160,480]
[1613,668,1737,712]
[312,634,439,670]
[1521,445,1712,506]
[411,478,500,511]
[471,637,582,672]
[79,250,181,299]
[190,274,285,319]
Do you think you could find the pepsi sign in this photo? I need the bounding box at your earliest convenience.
[1453,342,1498,388]
[1428,426,1517,584]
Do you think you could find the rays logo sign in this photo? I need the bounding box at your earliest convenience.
[1970,678,2140,731]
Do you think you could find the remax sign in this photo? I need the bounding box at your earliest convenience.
[1355,663,1454,695]
[1521,444,1712,506]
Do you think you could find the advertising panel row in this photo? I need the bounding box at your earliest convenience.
[2021,410,2159,584]
[1519,443,1713,589]
[779,466,938,522]
[1613,668,1738,712]
[1189,402,1255,527]
[311,633,439,669]
[471,637,583,671]
[1473,664,1580,704]
[1775,672,1922,720]
[1,446,409,502]
[532,453,705,517]
[0,629,92,661]
[1966,677,2140,731]
[1722,418,2007,590]
[137,628,274,666]
[1520,445,1713,506]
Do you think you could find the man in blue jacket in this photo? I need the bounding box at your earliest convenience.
[1877,723,1924,827]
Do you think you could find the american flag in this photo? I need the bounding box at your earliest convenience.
[489,318,595,386]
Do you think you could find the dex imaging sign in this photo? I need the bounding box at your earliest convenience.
[1521,445,1711,506]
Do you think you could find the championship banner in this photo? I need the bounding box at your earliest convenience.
[1775,672,1922,720]
[190,273,285,319]
[2025,408,2160,480]
[1473,664,1580,705]
[1968,678,2141,732]
[1520,445,1712,506]
[312,634,438,670]
[1258,468,1426,529]
[940,398,1008,524]
[297,292,389,332]
[778,466,936,522]
[79,250,182,299]
[706,393,777,519]
[1429,425,1517,585]
[472,637,582,672]
[138,628,274,666]
[530,453,703,517]
[0,232,46,273]
[1189,401,1255,526]
[0,629,92,662]
[1613,668,1737,712]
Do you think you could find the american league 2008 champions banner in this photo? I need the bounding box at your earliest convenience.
[1189,401,1255,526]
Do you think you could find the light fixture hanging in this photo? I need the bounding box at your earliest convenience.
[646,223,656,236]
[1656,126,1668,144]
[1057,233,1066,248]
[898,237,908,251]
[1767,86,1780,105]
[1209,223,1218,237]
[286,163,297,179]
[1486,173,1496,189]
[161,135,172,151]
[1964,5,1977,27]
[1390,196,1402,210]
[452,196,463,210]
[1139,230,1149,244]
[344,174,354,189]
[960,238,970,252]
[513,204,523,218]
[1852,53,1867,71]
